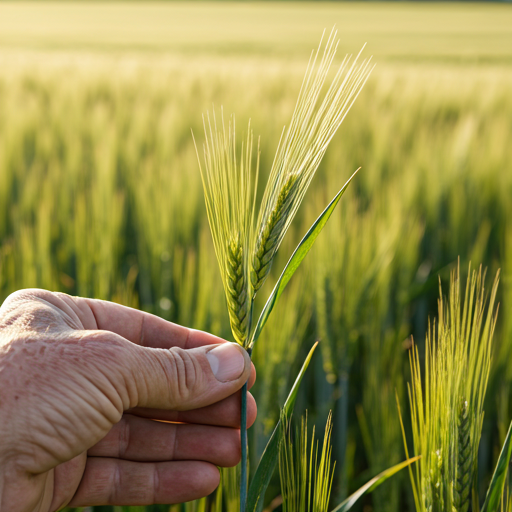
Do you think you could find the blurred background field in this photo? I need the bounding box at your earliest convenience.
[1,2,512,511]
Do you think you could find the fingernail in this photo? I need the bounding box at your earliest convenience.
[206,343,246,382]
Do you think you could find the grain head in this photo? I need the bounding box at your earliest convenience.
[279,412,335,512]
[195,110,259,347]
[404,262,500,512]
[252,29,373,296]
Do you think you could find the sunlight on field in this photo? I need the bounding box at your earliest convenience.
[1,3,512,512]
[0,2,511,62]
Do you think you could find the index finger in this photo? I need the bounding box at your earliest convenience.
[70,294,257,386]
[55,292,231,350]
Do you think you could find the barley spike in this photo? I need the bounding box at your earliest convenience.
[252,30,373,298]
[430,449,444,512]
[251,174,298,294]
[194,111,257,348]
[227,234,250,345]
[453,399,472,512]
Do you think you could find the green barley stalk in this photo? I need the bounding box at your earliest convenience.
[194,112,259,510]
[196,29,372,512]
[403,262,500,512]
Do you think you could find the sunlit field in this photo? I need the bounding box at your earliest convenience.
[1,2,512,512]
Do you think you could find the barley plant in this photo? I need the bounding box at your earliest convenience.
[195,28,373,512]
[279,413,335,512]
[402,263,500,512]
[197,28,373,347]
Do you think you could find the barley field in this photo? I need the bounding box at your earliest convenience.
[1,2,512,512]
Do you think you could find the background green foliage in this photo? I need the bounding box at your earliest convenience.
[0,2,511,511]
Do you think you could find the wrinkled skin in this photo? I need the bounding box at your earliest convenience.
[0,289,256,511]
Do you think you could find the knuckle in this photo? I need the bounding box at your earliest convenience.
[0,289,45,326]
[224,432,242,467]
[111,459,122,504]
[0,289,73,335]
[80,331,137,413]
[118,417,131,458]
[247,395,258,428]
[205,465,221,494]
[166,347,204,405]
[2,288,52,307]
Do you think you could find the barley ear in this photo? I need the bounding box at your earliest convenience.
[194,111,257,347]
[252,29,373,298]
[227,234,250,345]
[430,449,445,512]
[453,399,472,512]
[251,174,298,293]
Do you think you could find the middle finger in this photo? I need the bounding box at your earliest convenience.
[89,414,241,467]
[128,388,257,428]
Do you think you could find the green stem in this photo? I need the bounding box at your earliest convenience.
[240,347,253,512]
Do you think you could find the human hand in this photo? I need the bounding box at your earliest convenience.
[0,289,256,511]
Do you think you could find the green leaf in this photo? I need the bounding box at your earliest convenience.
[247,342,318,512]
[249,168,360,349]
[331,456,420,512]
[481,419,512,512]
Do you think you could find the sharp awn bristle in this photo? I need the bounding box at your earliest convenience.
[252,29,373,297]
[195,110,258,347]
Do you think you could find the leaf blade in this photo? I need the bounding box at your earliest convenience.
[249,169,359,349]
[331,457,420,512]
[481,419,512,512]
[246,342,318,512]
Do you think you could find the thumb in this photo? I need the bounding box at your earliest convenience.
[127,341,252,411]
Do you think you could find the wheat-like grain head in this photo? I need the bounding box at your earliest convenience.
[453,399,471,512]
[195,111,259,347]
[251,29,374,296]
[405,263,500,512]
[279,412,335,512]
